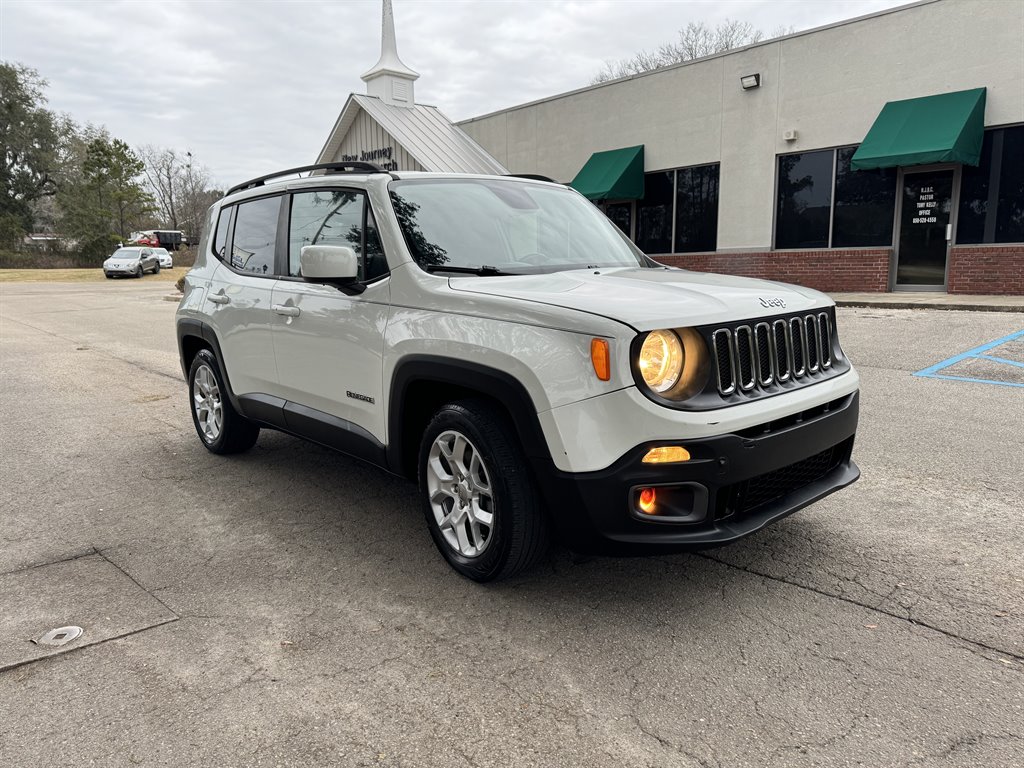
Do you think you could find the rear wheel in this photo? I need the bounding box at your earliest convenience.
[188,349,260,454]
[419,400,548,581]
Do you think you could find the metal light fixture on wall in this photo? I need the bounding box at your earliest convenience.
[740,73,761,90]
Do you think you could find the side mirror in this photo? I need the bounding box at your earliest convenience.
[300,245,358,282]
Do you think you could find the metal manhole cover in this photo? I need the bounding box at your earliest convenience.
[35,626,84,647]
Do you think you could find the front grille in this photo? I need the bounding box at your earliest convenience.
[715,437,851,520]
[711,311,836,397]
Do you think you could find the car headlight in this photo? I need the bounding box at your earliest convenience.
[635,328,710,401]
[639,330,683,392]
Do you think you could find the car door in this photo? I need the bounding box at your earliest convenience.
[141,249,156,272]
[269,187,390,445]
[203,195,284,400]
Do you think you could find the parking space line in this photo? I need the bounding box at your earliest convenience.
[914,328,1024,388]
[977,354,1024,369]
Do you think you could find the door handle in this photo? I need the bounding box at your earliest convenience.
[209,294,230,305]
[272,304,301,317]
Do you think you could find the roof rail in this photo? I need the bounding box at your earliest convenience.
[226,161,385,196]
[504,173,559,184]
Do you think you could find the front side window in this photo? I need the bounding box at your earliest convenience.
[231,196,280,275]
[389,179,647,273]
[288,190,388,281]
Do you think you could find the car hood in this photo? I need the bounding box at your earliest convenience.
[448,267,832,331]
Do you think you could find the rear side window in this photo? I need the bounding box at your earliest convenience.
[288,190,388,281]
[231,196,281,276]
[213,207,232,260]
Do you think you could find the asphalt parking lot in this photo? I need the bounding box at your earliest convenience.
[1,280,1021,767]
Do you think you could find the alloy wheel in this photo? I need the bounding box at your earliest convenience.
[192,364,223,442]
[425,430,495,557]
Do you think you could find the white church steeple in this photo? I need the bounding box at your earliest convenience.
[361,0,419,107]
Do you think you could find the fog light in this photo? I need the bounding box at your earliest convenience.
[637,487,657,514]
[642,446,691,464]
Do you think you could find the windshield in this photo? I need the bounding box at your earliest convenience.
[113,249,140,259]
[389,178,649,274]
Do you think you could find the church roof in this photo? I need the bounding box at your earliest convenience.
[317,94,508,175]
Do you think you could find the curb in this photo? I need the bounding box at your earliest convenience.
[834,300,1024,313]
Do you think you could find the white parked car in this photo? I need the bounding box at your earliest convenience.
[152,247,174,269]
[104,247,160,278]
[176,162,860,581]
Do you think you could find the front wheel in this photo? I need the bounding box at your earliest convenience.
[153,262,160,274]
[188,349,260,454]
[419,400,548,581]
[135,265,143,278]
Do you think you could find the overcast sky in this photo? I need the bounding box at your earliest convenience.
[1,0,909,186]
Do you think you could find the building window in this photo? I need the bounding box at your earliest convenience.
[636,171,674,254]
[957,124,1024,244]
[631,164,720,255]
[675,164,719,253]
[231,196,281,275]
[604,202,632,238]
[832,148,897,247]
[775,147,897,250]
[775,150,833,249]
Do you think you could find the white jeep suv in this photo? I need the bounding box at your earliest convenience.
[176,162,860,581]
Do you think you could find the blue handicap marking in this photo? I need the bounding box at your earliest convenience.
[914,329,1024,389]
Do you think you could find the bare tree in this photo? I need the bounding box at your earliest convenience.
[592,20,793,84]
[138,146,220,239]
[139,145,181,228]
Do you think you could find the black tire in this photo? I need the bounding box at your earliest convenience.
[187,348,260,454]
[135,265,143,278]
[418,399,548,582]
[104,272,113,279]
[154,262,160,274]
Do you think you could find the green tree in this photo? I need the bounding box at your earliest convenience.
[0,62,60,247]
[59,131,154,261]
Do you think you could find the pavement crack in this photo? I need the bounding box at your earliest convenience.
[698,552,1024,664]
[0,546,99,577]
[95,547,181,620]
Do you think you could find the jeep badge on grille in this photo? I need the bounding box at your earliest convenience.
[759,297,786,309]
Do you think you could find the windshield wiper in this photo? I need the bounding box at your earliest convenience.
[423,264,518,276]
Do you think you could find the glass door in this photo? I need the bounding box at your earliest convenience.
[895,169,955,289]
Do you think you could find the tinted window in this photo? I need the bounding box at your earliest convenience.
[832,147,897,247]
[775,151,832,249]
[674,164,719,253]
[231,197,279,275]
[213,207,231,261]
[636,171,674,254]
[958,125,1024,244]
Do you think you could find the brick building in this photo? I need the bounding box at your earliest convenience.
[457,0,1024,295]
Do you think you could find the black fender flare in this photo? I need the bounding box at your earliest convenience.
[176,318,245,413]
[386,355,553,476]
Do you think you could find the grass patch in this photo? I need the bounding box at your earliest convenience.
[0,268,182,283]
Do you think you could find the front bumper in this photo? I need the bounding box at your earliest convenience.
[534,391,860,555]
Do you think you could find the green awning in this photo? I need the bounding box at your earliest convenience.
[570,145,644,200]
[851,88,986,170]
